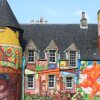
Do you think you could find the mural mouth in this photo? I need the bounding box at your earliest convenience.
[0,79,8,93]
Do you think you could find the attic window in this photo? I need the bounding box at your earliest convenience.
[49,50,56,63]
[28,50,35,63]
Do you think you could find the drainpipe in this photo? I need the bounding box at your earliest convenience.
[98,10,100,55]
[22,55,26,100]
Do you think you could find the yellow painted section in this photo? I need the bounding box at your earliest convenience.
[60,61,66,67]
[36,74,38,79]
[98,11,100,22]
[0,27,20,46]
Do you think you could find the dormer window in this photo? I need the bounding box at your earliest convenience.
[28,50,35,63]
[49,50,56,63]
[25,40,39,63]
[44,40,59,63]
[69,51,76,67]
[64,43,78,68]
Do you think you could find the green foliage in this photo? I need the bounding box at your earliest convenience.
[80,61,88,70]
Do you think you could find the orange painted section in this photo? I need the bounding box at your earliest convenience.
[38,68,60,74]
[0,67,22,75]
[38,68,61,95]
[79,61,100,98]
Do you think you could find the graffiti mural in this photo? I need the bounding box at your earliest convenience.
[36,60,48,71]
[0,45,22,69]
[72,61,100,100]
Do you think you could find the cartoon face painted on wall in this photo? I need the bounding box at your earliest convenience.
[0,27,22,100]
[0,27,20,46]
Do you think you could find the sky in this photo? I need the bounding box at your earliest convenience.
[8,0,100,24]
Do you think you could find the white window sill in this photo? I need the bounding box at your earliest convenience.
[27,87,34,90]
[28,62,35,64]
[48,87,55,89]
[66,87,73,89]
[68,66,77,69]
[49,62,56,63]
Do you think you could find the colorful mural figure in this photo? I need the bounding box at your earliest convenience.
[74,61,100,100]
[0,27,22,100]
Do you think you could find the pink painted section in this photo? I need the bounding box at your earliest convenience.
[98,23,100,36]
[36,60,48,70]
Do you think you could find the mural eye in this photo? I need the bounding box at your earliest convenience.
[96,78,100,83]
[0,29,4,32]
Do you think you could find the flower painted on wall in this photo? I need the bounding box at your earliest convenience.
[79,61,100,99]
[7,48,12,54]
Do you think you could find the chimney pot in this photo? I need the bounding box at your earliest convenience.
[80,12,88,29]
[40,17,43,23]
[82,12,85,19]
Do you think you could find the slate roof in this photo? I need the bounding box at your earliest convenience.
[44,40,59,51]
[21,24,99,60]
[0,0,21,28]
[0,0,99,60]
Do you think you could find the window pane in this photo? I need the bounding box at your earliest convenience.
[49,75,55,88]
[27,75,34,88]
[70,51,76,66]
[49,50,56,63]
[66,77,73,88]
[28,50,34,62]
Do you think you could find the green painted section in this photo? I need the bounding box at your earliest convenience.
[36,65,43,71]
[36,65,48,71]
[95,96,100,100]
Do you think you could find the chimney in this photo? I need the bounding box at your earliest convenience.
[80,12,88,29]
[40,17,43,24]
[98,10,100,55]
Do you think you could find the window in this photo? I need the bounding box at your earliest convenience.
[70,51,76,67]
[48,75,55,88]
[28,50,34,63]
[66,77,73,89]
[27,75,34,89]
[49,50,56,63]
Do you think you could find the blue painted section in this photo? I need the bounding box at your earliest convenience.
[0,74,9,80]
[48,63,57,69]
[60,71,77,83]
[22,56,26,69]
